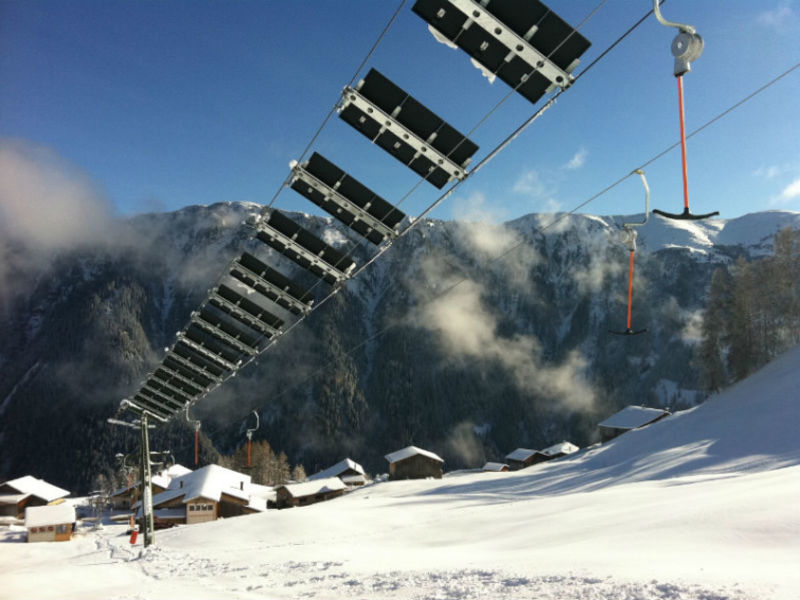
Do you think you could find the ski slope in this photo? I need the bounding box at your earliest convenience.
[2,346,799,600]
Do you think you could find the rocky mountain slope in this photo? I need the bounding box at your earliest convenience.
[1,202,798,492]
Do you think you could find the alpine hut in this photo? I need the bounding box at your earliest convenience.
[274,477,347,509]
[308,458,367,487]
[25,503,76,543]
[598,405,670,442]
[385,446,444,480]
[504,448,549,471]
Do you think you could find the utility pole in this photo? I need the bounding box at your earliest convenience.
[139,413,155,547]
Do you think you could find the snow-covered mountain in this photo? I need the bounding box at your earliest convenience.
[0,203,798,491]
[4,344,799,599]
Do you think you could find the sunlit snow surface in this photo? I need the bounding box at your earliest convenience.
[3,346,800,599]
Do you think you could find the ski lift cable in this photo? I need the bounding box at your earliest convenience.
[184,57,800,446]
[144,2,671,442]
[189,0,614,373]
[116,0,662,431]
[261,0,409,212]
[154,0,615,403]
[258,0,611,304]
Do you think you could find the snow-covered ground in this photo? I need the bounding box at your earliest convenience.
[3,346,799,600]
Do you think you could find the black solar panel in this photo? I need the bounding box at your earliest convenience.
[197,309,260,350]
[257,211,356,284]
[154,367,206,396]
[291,153,406,244]
[163,355,217,388]
[412,0,591,104]
[339,69,478,189]
[231,252,313,315]
[173,342,229,378]
[213,283,285,332]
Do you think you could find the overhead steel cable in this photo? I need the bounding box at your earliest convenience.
[159,56,800,453]
[131,1,663,436]
[116,0,648,425]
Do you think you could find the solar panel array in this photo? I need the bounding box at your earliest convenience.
[120,0,590,423]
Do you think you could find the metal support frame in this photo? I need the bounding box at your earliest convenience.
[447,0,576,85]
[290,162,400,241]
[339,86,469,183]
[155,366,207,395]
[190,314,259,356]
[209,289,285,336]
[227,263,312,317]
[150,374,197,402]
[256,221,355,283]
[176,335,239,371]
[165,351,224,384]
[140,384,185,410]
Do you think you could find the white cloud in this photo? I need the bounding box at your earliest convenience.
[416,261,594,411]
[564,147,588,170]
[0,139,116,250]
[513,169,549,197]
[780,178,800,200]
[757,1,798,30]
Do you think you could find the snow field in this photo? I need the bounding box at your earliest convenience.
[2,346,799,599]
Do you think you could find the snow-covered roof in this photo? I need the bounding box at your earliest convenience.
[541,441,580,457]
[3,476,69,502]
[385,446,444,464]
[308,458,365,481]
[25,503,75,528]
[277,477,347,499]
[158,464,192,479]
[150,464,251,508]
[482,462,508,472]
[599,406,670,431]
[505,448,544,462]
[341,474,366,485]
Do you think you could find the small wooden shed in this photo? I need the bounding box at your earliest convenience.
[385,446,444,480]
[504,448,549,471]
[598,406,670,442]
[481,462,509,472]
[541,441,580,460]
[274,477,347,509]
[25,503,76,543]
[308,458,367,487]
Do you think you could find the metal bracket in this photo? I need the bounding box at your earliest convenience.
[290,161,400,241]
[339,86,469,182]
[256,221,355,283]
[448,0,576,86]
[653,0,703,76]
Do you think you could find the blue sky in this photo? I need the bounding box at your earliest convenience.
[1,0,799,224]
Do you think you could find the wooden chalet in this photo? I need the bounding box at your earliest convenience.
[504,448,549,471]
[385,446,444,480]
[0,476,70,520]
[308,458,367,487]
[274,477,347,509]
[135,464,265,526]
[541,441,580,460]
[598,406,671,442]
[25,503,76,543]
[481,462,509,472]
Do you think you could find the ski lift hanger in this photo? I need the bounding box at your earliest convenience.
[650,0,718,221]
[256,210,356,284]
[412,0,591,105]
[230,252,314,317]
[610,170,649,337]
[338,68,478,189]
[289,152,406,245]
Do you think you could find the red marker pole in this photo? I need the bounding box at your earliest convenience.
[626,250,635,331]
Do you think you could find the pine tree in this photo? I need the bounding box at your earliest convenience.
[697,267,731,391]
